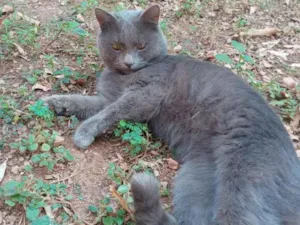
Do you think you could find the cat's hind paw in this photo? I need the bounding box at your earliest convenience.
[73,126,95,149]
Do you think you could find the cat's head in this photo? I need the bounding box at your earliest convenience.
[95,5,167,74]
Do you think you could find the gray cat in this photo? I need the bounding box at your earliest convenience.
[43,5,300,225]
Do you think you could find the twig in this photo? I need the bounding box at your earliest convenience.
[50,167,82,184]
[44,27,63,53]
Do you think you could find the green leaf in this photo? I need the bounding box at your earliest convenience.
[19,145,27,153]
[5,199,16,207]
[26,207,40,221]
[29,216,52,225]
[231,40,246,53]
[88,205,99,213]
[64,195,73,201]
[242,54,255,64]
[215,54,232,64]
[9,142,20,149]
[31,154,41,163]
[117,185,129,194]
[106,206,113,213]
[28,143,38,151]
[41,143,51,152]
[24,165,33,172]
[103,216,115,225]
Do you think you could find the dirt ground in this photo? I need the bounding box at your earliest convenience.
[0,0,300,224]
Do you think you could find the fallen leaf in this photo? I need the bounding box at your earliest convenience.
[16,12,40,26]
[262,60,273,68]
[0,159,8,183]
[110,185,132,214]
[44,205,54,219]
[54,135,64,147]
[282,77,297,90]
[284,45,300,49]
[240,28,280,37]
[291,63,300,68]
[44,68,53,75]
[32,83,52,92]
[60,82,69,92]
[2,5,14,14]
[13,43,27,56]
[63,206,73,216]
[291,107,300,130]
[76,14,85,23]
[166,158,179,170]
[249,6,257,14]
[268,50,289,60]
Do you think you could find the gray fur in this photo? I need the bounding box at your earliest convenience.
[43,5,300,225]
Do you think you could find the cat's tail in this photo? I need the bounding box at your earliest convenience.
[130,173,178,225]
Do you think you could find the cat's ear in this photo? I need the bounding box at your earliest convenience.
[95,8,117,29]
[139,5,160,25]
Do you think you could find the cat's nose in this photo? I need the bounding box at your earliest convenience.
[125,62,133,68]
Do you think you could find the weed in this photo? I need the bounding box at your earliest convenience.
[235,17,248,28]
[114,120,150,156]
[0,176,74,224]
[28,100,54,126]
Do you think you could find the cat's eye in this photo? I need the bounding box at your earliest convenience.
[112,43,122,51]
[137,44,146,50]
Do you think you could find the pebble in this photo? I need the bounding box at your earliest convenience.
[173,45,182,53]
[19,157,24,162]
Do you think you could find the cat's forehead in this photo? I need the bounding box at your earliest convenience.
[112,10,143,25]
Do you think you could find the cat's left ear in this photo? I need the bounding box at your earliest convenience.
[139,5,160,25]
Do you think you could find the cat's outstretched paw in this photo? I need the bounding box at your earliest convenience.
[41,95,74,116]
[73,123,96,149]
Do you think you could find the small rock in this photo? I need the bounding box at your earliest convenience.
[2,5,14,14]
[282,77,297,90]
[173,45,182,53]
[11,165,19,175]
[166,158,179,170]
[77,14,85,23]
[249,6,257,14]
[7,155,13,159]
[54,135,65,146]
[161,181,168,189]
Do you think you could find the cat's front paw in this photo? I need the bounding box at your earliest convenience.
[73,123,96,149]
[42,95,74,116]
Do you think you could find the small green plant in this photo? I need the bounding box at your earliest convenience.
[28,100,54,126]
[0,176,73,224]
[114,120,150,156]
[10,134,39,153]
[107,162,126,185]
[235,17,248,28]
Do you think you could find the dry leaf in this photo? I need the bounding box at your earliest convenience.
[16,12,40,26]
[240,28,280,37]
[2,5,14,14]
[291,63,300,68]
[110,185,132,214]
[60,82,70,92]
[76,14,85,23]
[291,107,300,130]
[166,158,179,170]
[262,60,273,68]
[0,159,8,183]
[63,206,73,216]
[54,135,65,147]
[249,6,257,14]
[284,45,300,49]
[268,50,289,60]
[282,77,297,90]
[32,83,52,92]
[44,205,54,219]
[13,43,27,56]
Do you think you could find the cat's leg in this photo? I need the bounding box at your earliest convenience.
[42,94,112,120]
[72,85,164,148]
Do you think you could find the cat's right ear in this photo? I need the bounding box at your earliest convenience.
[95,8,117,29]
